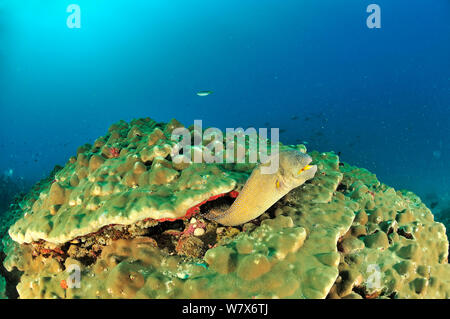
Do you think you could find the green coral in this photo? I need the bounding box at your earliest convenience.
[328,166,449,299]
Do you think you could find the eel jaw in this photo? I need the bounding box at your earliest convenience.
[298,163,318,182]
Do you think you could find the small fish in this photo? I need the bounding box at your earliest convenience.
[291,116,299,120]
[197,91,213,97]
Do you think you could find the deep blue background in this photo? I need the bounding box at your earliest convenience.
[0,0,449,210]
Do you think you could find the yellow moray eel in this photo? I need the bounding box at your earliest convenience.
[205,149,318,226]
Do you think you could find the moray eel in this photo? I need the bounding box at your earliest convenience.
[204,149,317,226]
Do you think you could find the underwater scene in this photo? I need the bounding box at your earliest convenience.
[0,0,449,302]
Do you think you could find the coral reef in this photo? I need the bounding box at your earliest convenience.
[435,207,450,244]
[328,164,449,298]
[0,167,64,299]
[9,118,253,244]
[422,193,450,243]
[1,118,449,299]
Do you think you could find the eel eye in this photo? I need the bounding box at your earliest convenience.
[276,180,281,189]
[297,165,313,175]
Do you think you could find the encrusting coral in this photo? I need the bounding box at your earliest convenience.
[8,118,253,245]
[0,275,6,299]
[1,117,449,299]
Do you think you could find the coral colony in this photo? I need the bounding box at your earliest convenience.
[0,118,449,299]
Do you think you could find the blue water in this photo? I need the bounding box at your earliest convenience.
[0,1,449,211]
